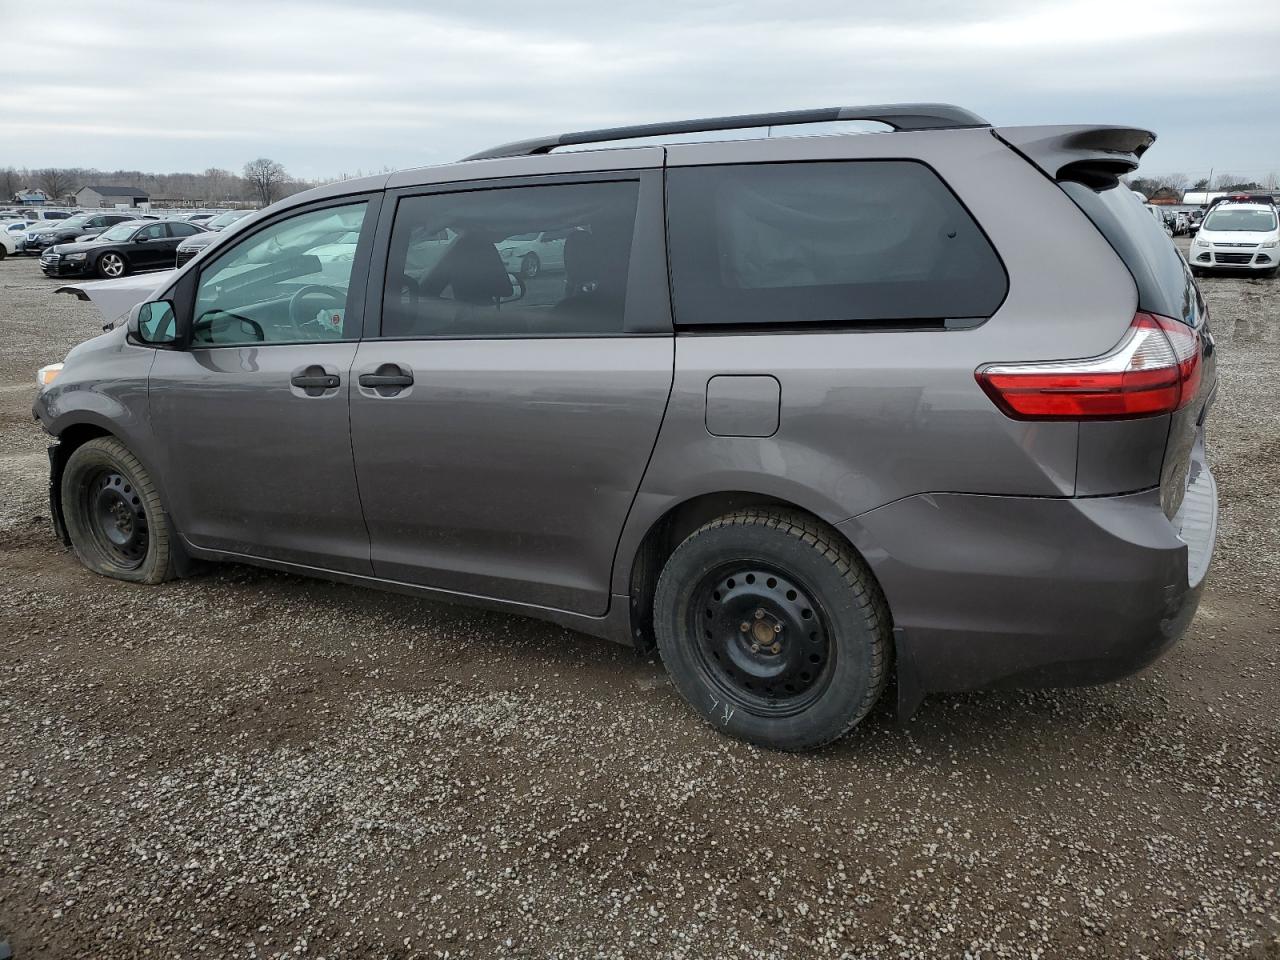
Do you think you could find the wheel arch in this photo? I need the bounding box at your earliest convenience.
[47,419,194,575]
[623,490,888,654]
[47,422,116,545]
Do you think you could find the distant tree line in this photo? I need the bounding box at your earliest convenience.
[1,159,317,207]
[1125,171,1280,201]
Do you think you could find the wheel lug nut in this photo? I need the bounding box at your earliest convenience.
[750,644,760,653]
[754,608,765,619]
[739,622,750,632]
[773,623,783,633]
[770,643,781,654]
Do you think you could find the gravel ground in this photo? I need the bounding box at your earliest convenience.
[0,246,1277,960]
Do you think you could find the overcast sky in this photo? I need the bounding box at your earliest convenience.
[4,0,1278,182]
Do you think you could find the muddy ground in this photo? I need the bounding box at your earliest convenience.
[0,244,1277,959]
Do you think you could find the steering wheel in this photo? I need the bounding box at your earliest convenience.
[288,284,348,337]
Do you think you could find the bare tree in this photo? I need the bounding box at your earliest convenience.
[37,168,74,202]
[1160,173,1189,195]
[0,167,18,202]
[204,167,230,201]
[243,158,287,206]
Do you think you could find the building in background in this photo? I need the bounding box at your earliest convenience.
[74,185,150,208]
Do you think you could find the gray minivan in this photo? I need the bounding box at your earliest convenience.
[33,104,1218,750]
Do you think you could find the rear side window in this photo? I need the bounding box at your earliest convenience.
[381,181,639,339]
[1059,181,1195,324]
[666,161,1007,328]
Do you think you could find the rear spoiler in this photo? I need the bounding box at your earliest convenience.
[993,125,1156,189]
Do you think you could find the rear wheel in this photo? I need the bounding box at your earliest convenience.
[61,437,174,584]
[520,253,540,279]
[97,252,127,279]
[654,509,890,751]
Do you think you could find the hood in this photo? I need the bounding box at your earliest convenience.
[177,231,218,250]
[49,239,106,255]
[1197,229,1277,244]
[56,270,178,326]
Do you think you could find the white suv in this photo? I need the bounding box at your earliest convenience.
[1189,201,1279,277]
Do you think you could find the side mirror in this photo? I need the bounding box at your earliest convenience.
[127,300,178,346]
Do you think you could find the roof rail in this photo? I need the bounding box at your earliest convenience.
[462,102,989,161]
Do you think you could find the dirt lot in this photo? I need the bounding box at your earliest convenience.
[0,245,1277,960]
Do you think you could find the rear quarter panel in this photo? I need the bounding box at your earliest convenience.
[613,128,1139,594]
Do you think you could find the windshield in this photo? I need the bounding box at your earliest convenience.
[1203,208,1277,232]
[47,215,88,230]
[207,210,250,230]
[97,223,138,242]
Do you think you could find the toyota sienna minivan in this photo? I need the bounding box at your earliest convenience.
[33,103,1218,750]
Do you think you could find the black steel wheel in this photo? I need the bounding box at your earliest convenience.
[61,436,175,584]
[84,469,149,569]
[654,509,890,751]
[688,563,835,717]
[520,252,540,279]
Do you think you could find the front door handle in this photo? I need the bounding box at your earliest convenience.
[291,373,341,389]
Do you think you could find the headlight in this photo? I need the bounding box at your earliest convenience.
[1194,236,1212,246]
[65,252,87,261]
[1262,240,1278,248]
[37,363,63,387]
[500,248,516,257]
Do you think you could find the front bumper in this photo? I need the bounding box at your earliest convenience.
[40,255,89,277]
[842,458,1217,694]
[1190,245,1277,270]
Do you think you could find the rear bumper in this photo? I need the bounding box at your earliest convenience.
[842,463,1216,694]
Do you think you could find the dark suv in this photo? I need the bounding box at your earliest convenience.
[32,103,1217,750]
[23,213,136,254]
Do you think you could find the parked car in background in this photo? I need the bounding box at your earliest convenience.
[41,219,206,278]
[33,103,1217,752]
[173,209,256,266]
[24,213,137,255]
[15,209,76,222]
[1189,200,1279,277]
[0,227,15,259]
[1143,204,1173,236]
[186,213,216,225]
[1188,209,1205,235]
[498,229,575,277]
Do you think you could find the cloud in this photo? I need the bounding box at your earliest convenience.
[4,0,1279,178]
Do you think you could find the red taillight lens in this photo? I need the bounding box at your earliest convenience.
[976,313,1202,420]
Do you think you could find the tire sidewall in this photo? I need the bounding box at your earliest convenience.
[655,522,880,750]
[61,440,168,583]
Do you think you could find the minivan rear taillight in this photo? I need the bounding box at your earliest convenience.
[976,313,1201,420]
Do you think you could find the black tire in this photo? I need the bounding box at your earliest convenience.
[61,436,175,584]
[520,253,540,279]
[653,509,890,751]
[0,245,7,261]
[96,251,128,279]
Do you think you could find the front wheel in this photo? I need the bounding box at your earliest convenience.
[61,437,175,584]
[520,253,540,279]
[97,252,127,279]
[654,509,890,751]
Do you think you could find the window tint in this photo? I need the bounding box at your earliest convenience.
[666,161,1006,328]
[382,181,639,338]
[192,202,369,346]
[1060,181,1195,324]
[168,221,201,237]
[137,223,167,241]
